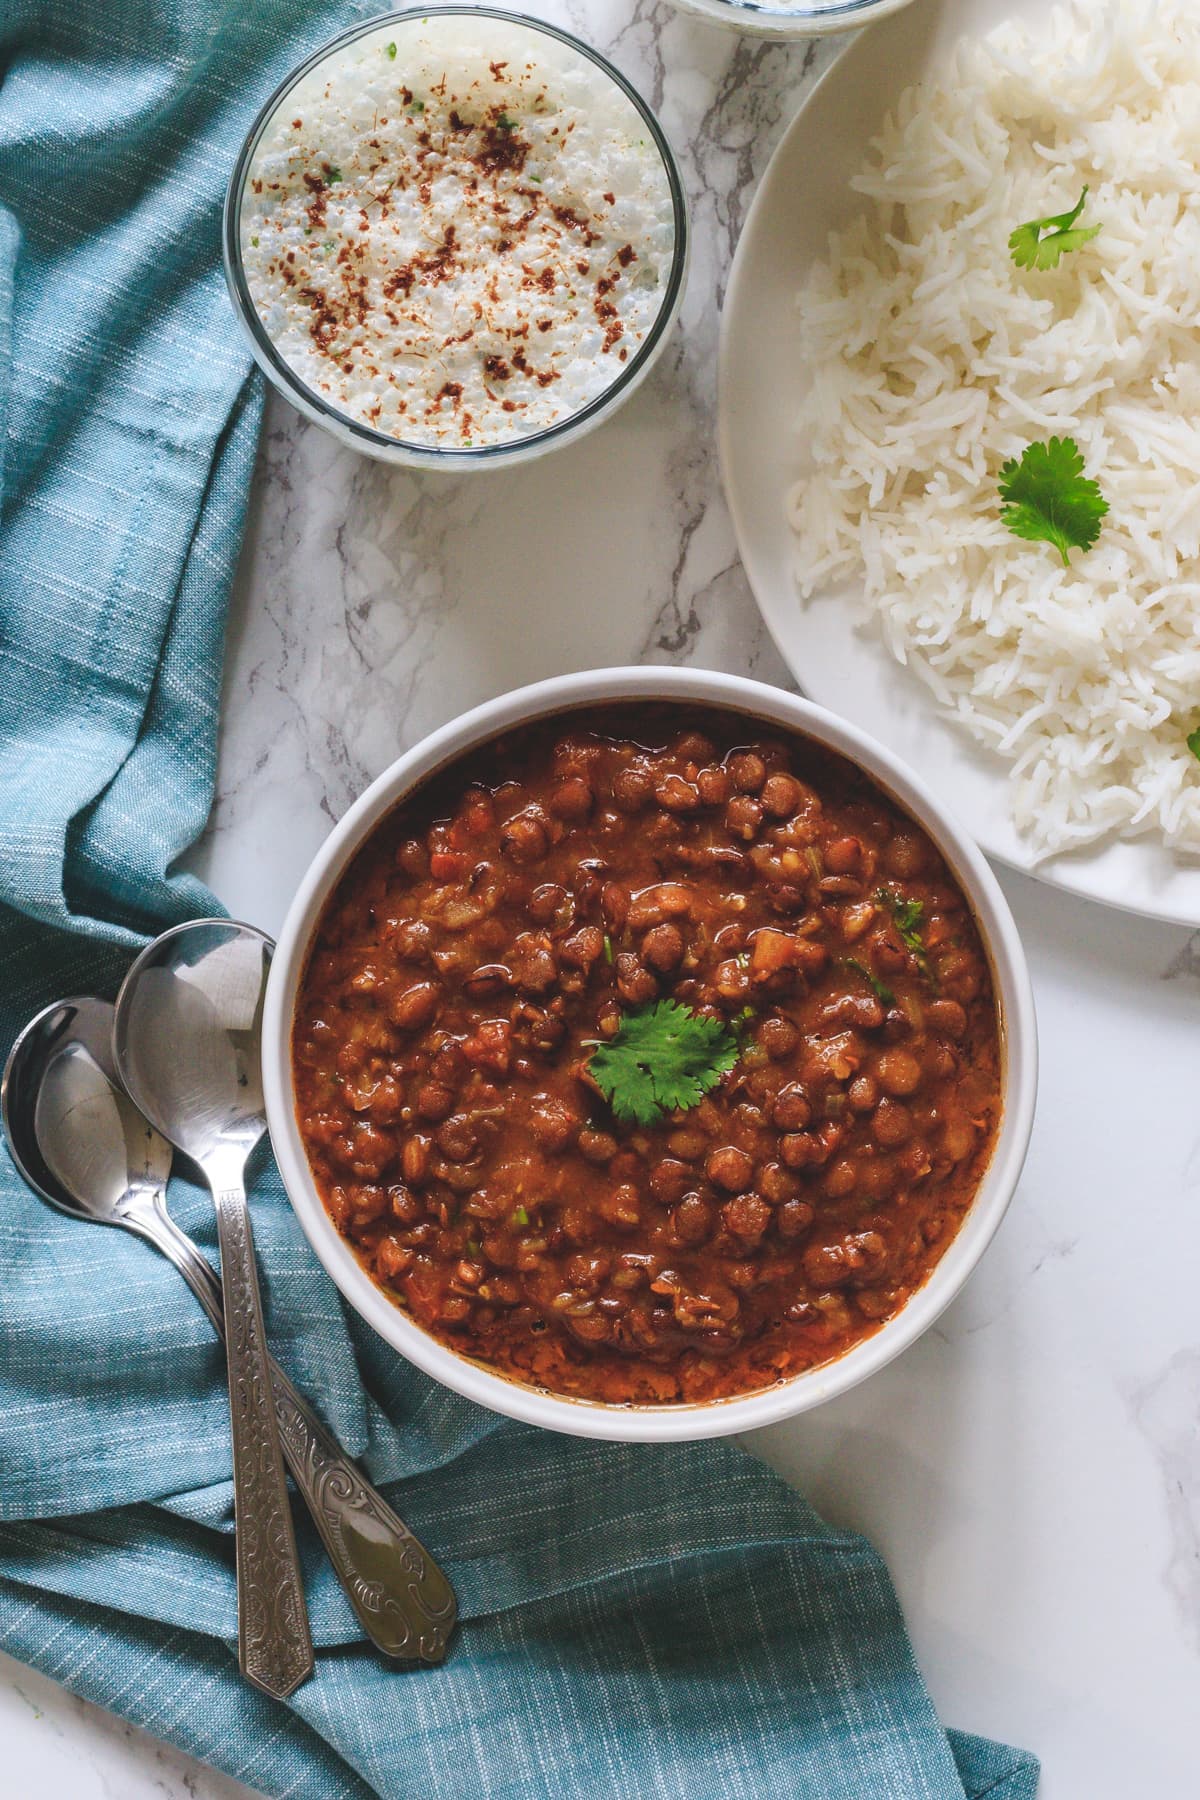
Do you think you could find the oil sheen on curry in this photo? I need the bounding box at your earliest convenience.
[293,705,1002,1406]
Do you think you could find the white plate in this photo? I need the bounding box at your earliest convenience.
[719,0,1200,928]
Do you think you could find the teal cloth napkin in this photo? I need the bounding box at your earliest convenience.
[0,4,1040,1796]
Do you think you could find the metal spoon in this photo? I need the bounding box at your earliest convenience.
[2,995,457,1665]
[111,919,312,1698]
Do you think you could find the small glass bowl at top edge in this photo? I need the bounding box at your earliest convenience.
[666,0,916,39]
[222,7,690,471]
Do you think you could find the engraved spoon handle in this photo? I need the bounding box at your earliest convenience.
[213,1181,315,1699]
[132,1198,456,1662]
[272,1374,457,1663]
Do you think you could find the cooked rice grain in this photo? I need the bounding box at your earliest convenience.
[788,0,1200,858]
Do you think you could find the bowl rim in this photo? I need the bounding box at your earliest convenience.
[664,0,916,40]
[262,667,1038,1442]
[221,6,689,471]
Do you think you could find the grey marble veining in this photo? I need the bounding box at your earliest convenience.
[1163,931,1200,984]
[10,5,1200,1797]
[1127,1350,1200,1658]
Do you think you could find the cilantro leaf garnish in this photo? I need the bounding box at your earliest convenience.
[998,437,1108,566]
[880,891,922,937]
[584,1000,740,1127]
[1187,725,1200,764]
[732,1003,757,1040]
[1009,186,1101,272]
[386,41,397,58]
[843,958,894,1007]
[875,888,931,981]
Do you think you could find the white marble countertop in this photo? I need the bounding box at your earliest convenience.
[7,5,1199,1796]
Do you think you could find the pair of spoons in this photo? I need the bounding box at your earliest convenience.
[3,919,456,1698]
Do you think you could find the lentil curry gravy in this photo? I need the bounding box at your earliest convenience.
[293,705,1002,1407]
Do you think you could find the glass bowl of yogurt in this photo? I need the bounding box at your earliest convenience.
[224,8,688,469]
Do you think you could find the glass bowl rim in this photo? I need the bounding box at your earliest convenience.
[667,0,914,32]
[222,4,689,465]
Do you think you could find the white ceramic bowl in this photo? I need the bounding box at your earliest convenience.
[666,0,916,42]
[263,668,1037,1442]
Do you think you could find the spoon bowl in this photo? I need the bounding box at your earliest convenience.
[113,919,272,1171]
[3,996,172,1227]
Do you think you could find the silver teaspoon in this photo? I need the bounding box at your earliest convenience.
[2,996,457,1665]
[112,920,312,1700]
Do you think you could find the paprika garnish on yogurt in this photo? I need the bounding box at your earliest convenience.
[292,703,1003,1408]
[237,11,680,452]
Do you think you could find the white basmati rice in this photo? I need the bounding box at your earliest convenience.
[787,0,1200,859]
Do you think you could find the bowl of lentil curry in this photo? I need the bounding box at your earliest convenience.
[263,669,1036,1441]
